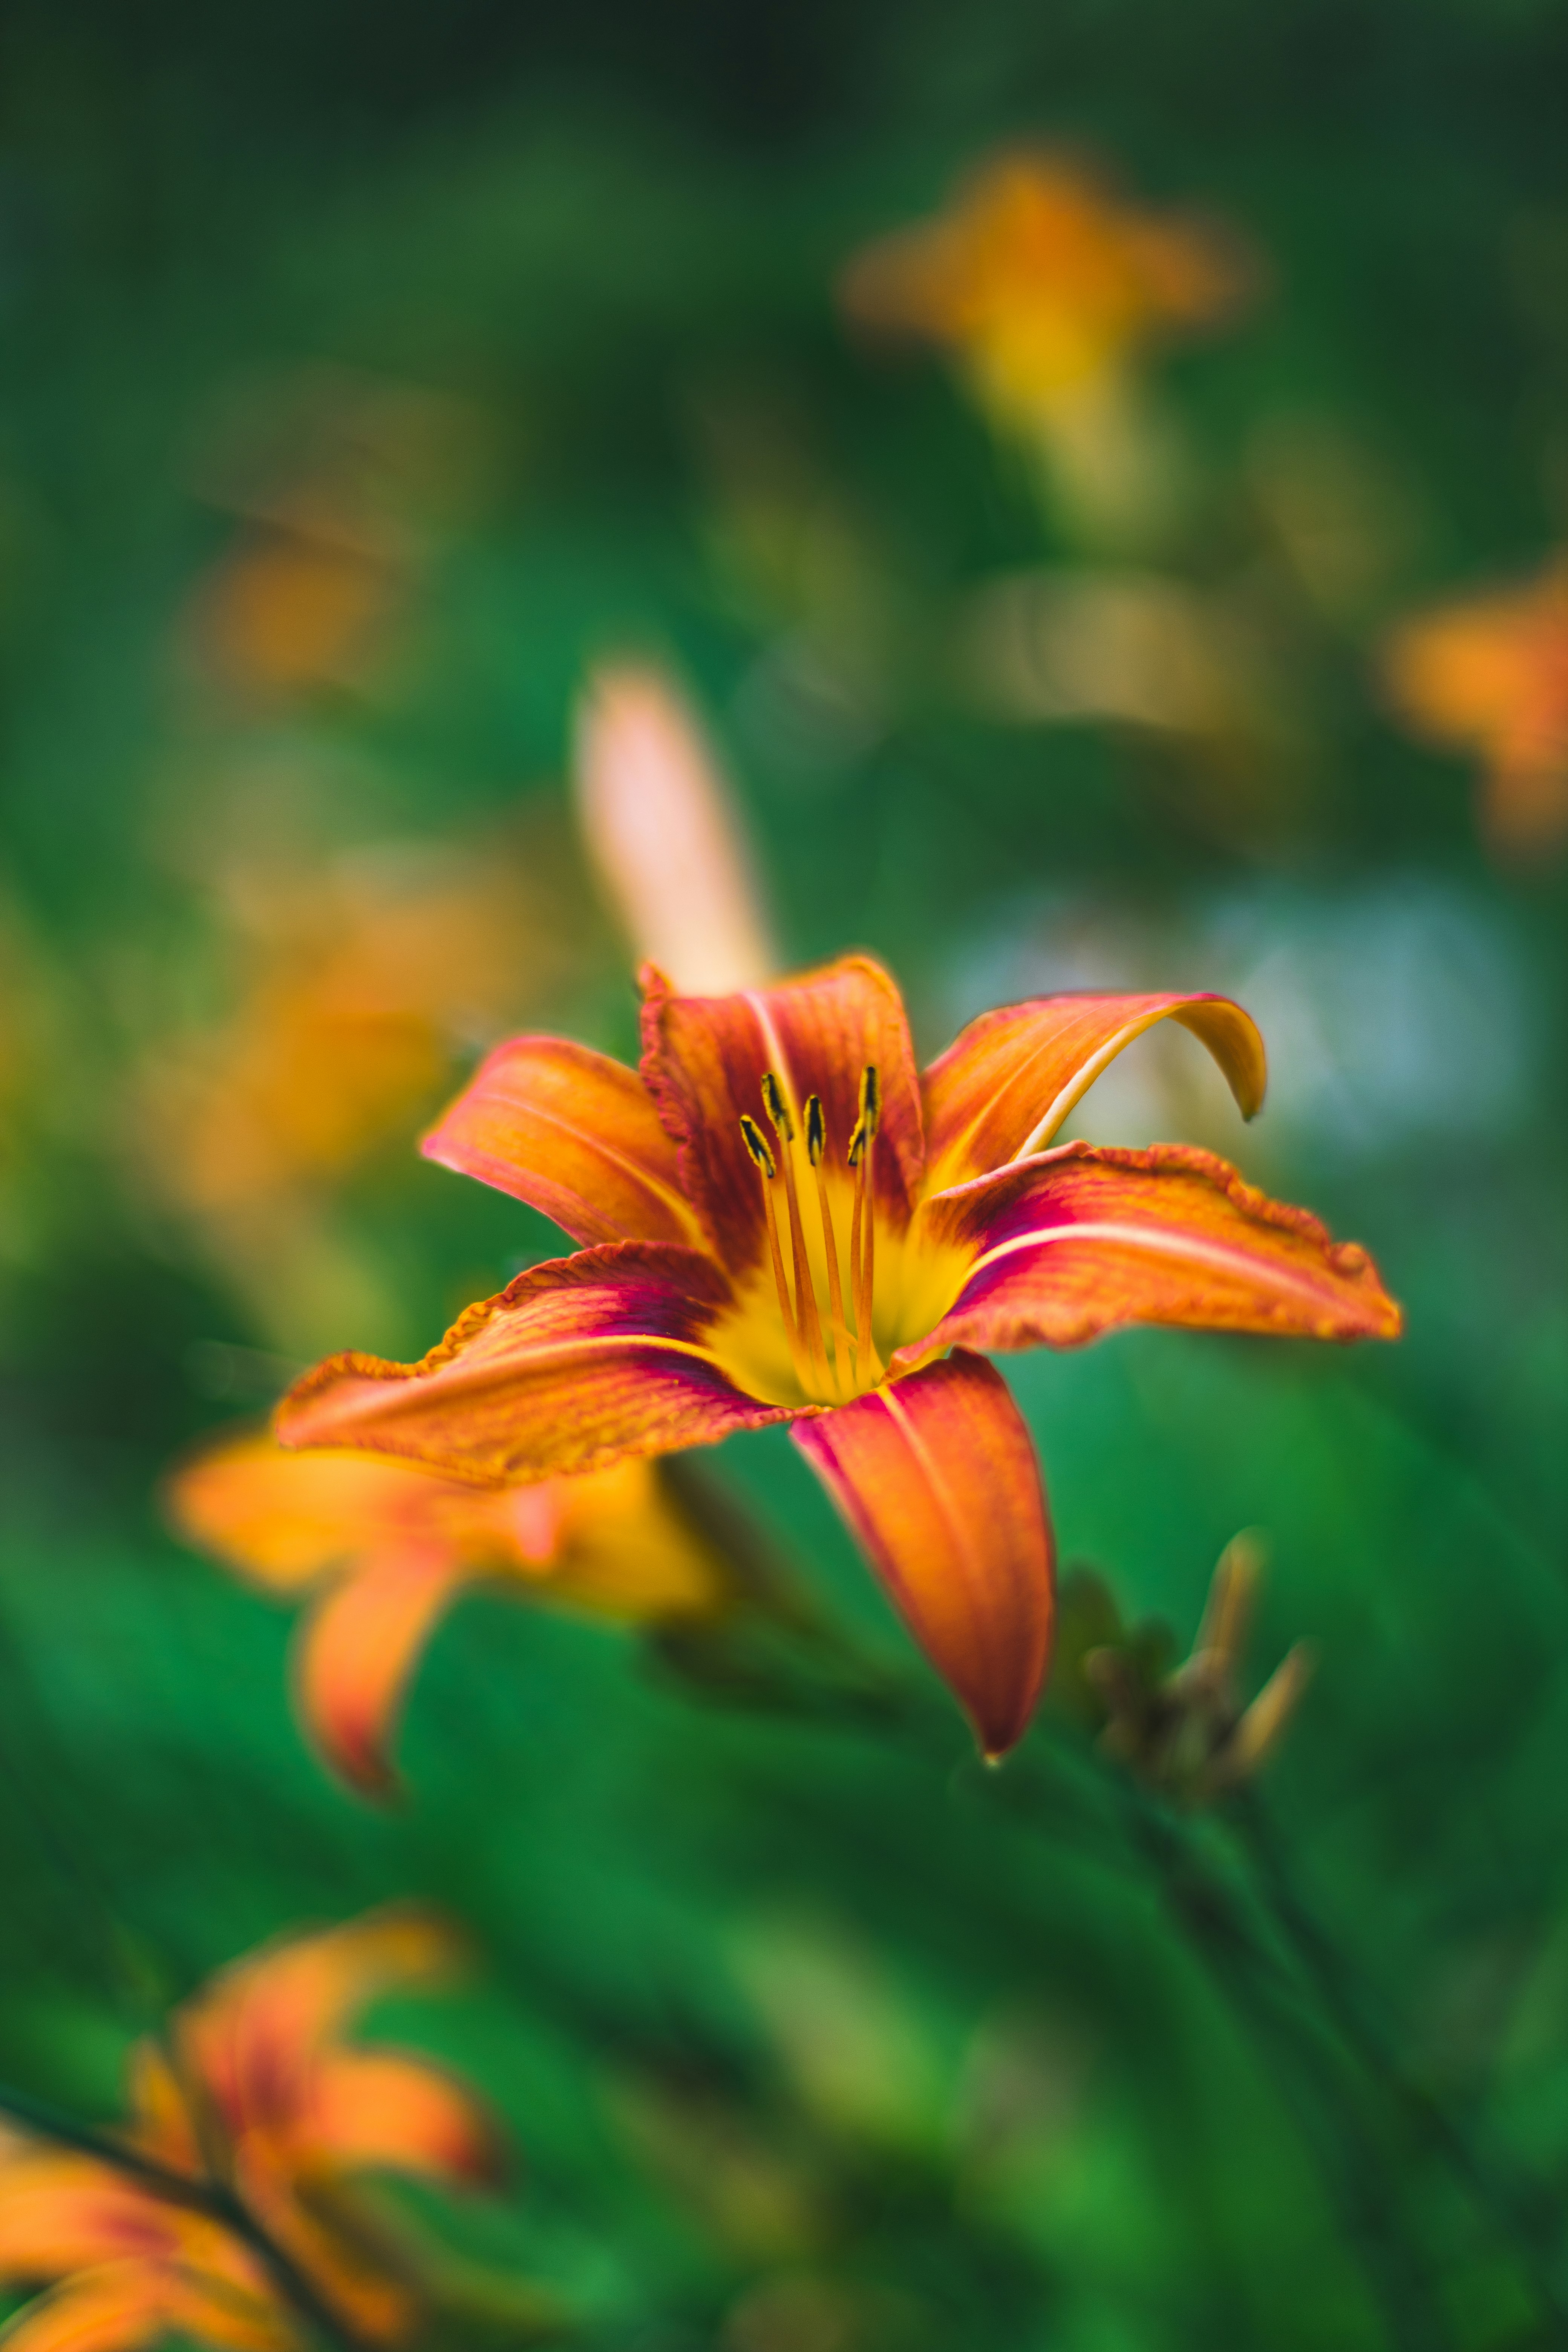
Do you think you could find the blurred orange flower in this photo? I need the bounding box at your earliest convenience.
[143,851,556,1212]
[130,820,591,1354]
[166,1430,732,1793]
[0,1911,499,2351]
[1381,557,1568,855]
[192,533,401,699]
[181,363,491,701]
[839,151,1249,433]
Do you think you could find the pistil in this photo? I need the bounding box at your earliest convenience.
[761,1072,828,1386]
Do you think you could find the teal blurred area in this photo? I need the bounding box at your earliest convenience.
[1,2,1566,2345]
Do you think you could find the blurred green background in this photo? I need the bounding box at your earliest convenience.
[2,0,1566,2344]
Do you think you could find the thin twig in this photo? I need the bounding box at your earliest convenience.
[0,2078,373,2352]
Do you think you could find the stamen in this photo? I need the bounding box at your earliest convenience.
[738,1111,776,1184]
[740,1113,812,1395]
[849,1065,882,1382]
[760,1070,794,1143]
[763,1070,827,1384]
[805,1093,851,1389]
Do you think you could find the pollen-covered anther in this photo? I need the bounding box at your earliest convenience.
[760,1069,795,1144]
[738,1113,775,1181]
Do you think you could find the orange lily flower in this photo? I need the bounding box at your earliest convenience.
[165,1431,732,1794]
[839,150,1247,433]
[0,1912,499,2351]
[1380,557,1568,855]
[276,958,1400,1759]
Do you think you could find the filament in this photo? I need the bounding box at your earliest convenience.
[763,1072,827,1386]
[740,1113,813,1395]
[805,1094,852,1393]
[847,1064,882,1384]
[741,1063,882,1403]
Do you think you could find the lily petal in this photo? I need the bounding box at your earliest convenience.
[640,956,925,1272]
[903,1143,1401,1365]
[164,1429,443,1593]
[0,2159,181,2274]
[276,1244,791,1484]
[793,1351,1054,1758]
[308,2049,501,2185]
[422,1035,705,1248]
[176,1911,464,2139]
[0,2263,245,2352]
[295,1545,476,1795]
[542,1458,732,1619]
[922,991,1266,1190]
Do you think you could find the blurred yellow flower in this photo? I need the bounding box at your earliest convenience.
[166,1428,731,1792]
[840,150,1247,430]
[1381,557,1568,855]
[0,1912,499,2350]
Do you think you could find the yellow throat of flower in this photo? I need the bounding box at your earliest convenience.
[734,1064,884,1407]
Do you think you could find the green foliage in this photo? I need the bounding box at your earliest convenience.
[0,0,1565,2345]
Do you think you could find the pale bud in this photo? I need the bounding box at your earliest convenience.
[573,662,775,993]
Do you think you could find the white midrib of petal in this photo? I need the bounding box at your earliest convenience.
[1011,1018,1158,1161]
[965,1219,1333,1306]
[745,992,799,1119]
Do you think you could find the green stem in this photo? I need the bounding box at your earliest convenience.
[0,2079,373,2352]
[1230,1790,1568,2342]
[1108,1782,1455,2352]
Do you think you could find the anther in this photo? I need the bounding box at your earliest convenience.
[761,1070,795,1144]
[805,1095,826,1167]
[739,1113,776,1181]
[859,1063,880,1136]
